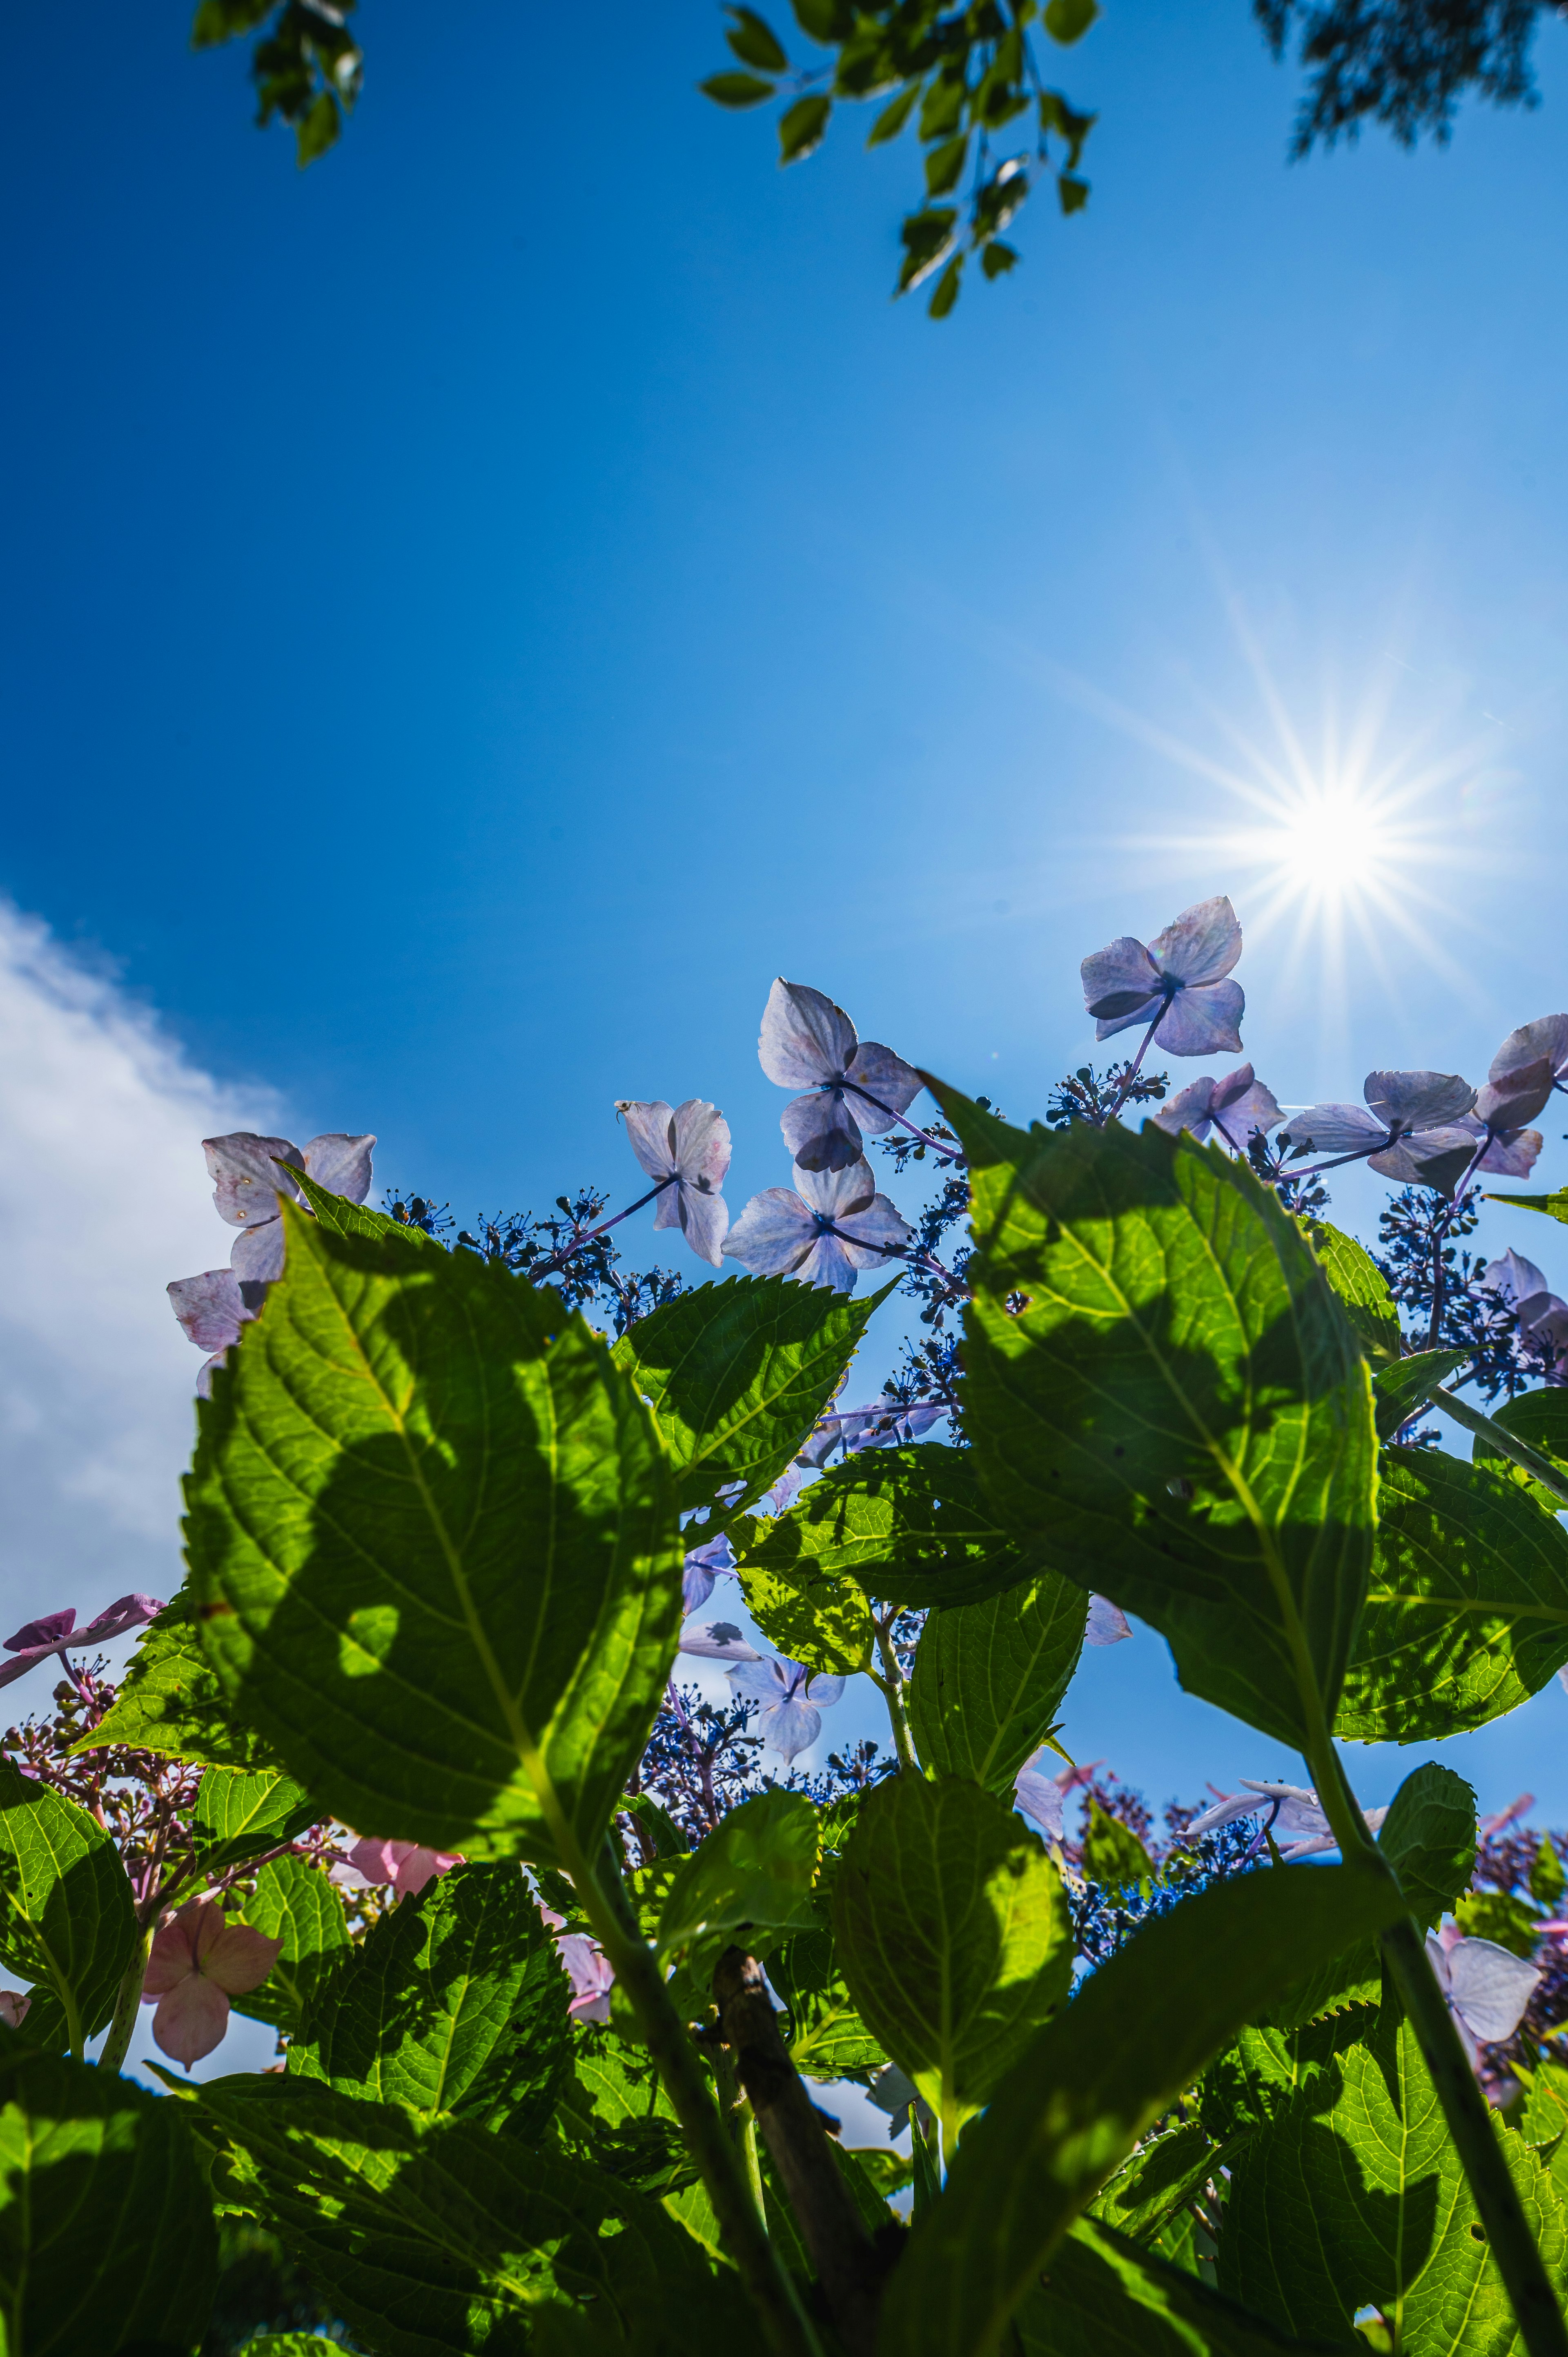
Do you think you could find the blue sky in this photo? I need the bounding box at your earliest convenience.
[4,0,1568,1842]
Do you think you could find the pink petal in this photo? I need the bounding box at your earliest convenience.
[0,1992,30,2029]
[201,1919,284,1996]
[153,1975,233,2067]
[143,1909,200,1994]
[392,1846,463,1898]
[4,1609,76,1653]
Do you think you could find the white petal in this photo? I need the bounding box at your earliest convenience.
[1446,1937,1541,2046]
[1085,1595,1131,1646]
[793,1232,859,1292]
[796,1160,878,1220]
[722,1189,817,1277]
[1185,1793,1261,1837]
[1081,936,1161,1023]
[1148,896,1243,988]
[203,1133,303,1229]
[677,1186,730,1268]
[615,1101,677,1182]
[669,1100,732,1190]
[759,980,858,1089]
[1015,1769,1065,1839]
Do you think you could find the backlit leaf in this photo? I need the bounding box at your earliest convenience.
[909,1574,1086,1793]
[737,1442,1031,1610]
[0,1768,135,2058]
[69,1589,279,1771]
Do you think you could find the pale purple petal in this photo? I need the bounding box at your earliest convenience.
[1364,1071,1477,1133]
[803,1672,846,1709]
[755,1467,803,1517]
[728,1657,790,1702]
[1476,1127,1544,1180]
[1208,1068,1283,1147]
[5,1610,75,1652]
[833,1194,914,1269]
[1445,1937,1541,2047]
[203,1133,303,1229]
[616,1101,677,1181]
[1184,1791,1265,1838]
[1367,1125,1478,1186]
[168,1270,249,1354]
[1490,1015,1568,1088]
[843,1041,922,1128]
[1014,1766,1066,1840]
[1279,1104,1388,1156]
[722,1189,818,1277]
[759,980,859,1089]
[759,1696,823,1762]
[682,1535,735,1613]
[196,1353,227,1400]
[792,1232,860,1292]
[1085,1595,1131,1646]
[1148,896,1243,988]
[673,1185,729,1268]
[301,1133,376,1204]
[231,1218,287,1284]
[668,1100,732,1191]
[78,1594,165,1646]
[1484,1250,1551,1308]
[681,1620,762,1662]
[1475,1058,1556,1131]
[780,1090,865,1173]
[1081,936,1162,1027]
[796,1160,875,1220]
[795,1417,844,1469]
[1151,980,1245,1058]
[1154,1076,1218,1141]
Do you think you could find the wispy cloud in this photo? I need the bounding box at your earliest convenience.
[0,905,285,1634]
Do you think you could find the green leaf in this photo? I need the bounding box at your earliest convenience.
[928,254,964,317]
[878,1857,1405,2357]
[197,2073,724,2356]
[192,1764,318,1874]
[1040,87,1096,165]
[737,1442,1031,1610]
[779,92,831,161]
[981,239,1020,279]
[909,1573,1087,1793]
[292,1861,570,2136]
[294,87,340,166]
[1016,2215,1351,2354]
[738,1555,876,1677]
[1089,2116,1228,2246]
[699,70,777,107]
[1200,2004,1380,2142]
[867,80,921,145]
[1304,1220,1401,1366]
[1218,2012,1566,2345]
[1058,172,1090,213]
[657,1788,819,1960]
[1471,1384,1568,1507]
[1371,1348,1468,1440]
[724,6,788,71]
[1485,1188,1568,1223]
[185,1201,682,1868]
[69,1588,280,1770]
[1334,1445,1568,1743]
[557,2029,698,2201]
[924,134,968,196]
[611,1273,882,1530]
[832,1774,1072,2136]
[898,207,958,294]
[1045,0,1099,42]
[1377,1761,1477,1934]
[1455,1889,1542,1957]
[231,1853,351,2032]
[1533,1833,1565,1908]
[0,1768,135,2058]
[939,1090,1378,1751]
[190,0,275,48]
[0,2037,219,2355]
[771,1924,886,2076]
[1082,1802,1155,1891]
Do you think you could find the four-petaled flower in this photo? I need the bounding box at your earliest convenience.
[0,1594,163,1693]
[758,980,922,1173]
[1426,1923,1541,2073]
[613,1099,731,1267]
[724,1160,912,1294]
[141,1896,282,2065]
[726,1654,845,1762]
[1155,1064,1281,1151]
[1080,896,1245,1057]
[1185,1779,1387,1860]
[345,1836,463,1899]
[1278,1071,1477,1186]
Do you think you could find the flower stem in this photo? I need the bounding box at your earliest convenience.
[98,1917,155,2076]
[872,1611,918,1775]
[1102,1008,1166,1126]
[536,1177,677,1275]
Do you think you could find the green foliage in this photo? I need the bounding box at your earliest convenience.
[612,1272,883,1530]
[192,1764,318,1875]
[908,1572,1087,1793]
[940,1088,1378,1750]
[737,1554,877,1676]
[185,1202,683,1869]
[1376,1762,1478,1936]
[1304,1220,1402,1366]
[1471,1385,1568,1509]
[1335,1446,1568,1743]
[1532,1834,1565,1909]
[1455,1889,1543,1958]
[1089,2115,1228,2245]
[738,1440,1032,1609]
[1081,1800,1155,1890]
[0,2036,219,2354]
[1015,2214,1353,2354]
[292,1861,572,2137]
[769,1923,886,2075]
[1371,1347,1468,1440]
[831,1773,1073,2134]
[69,1588,280,1769]
[0,1767,135,2059]
[1218,2013,1566,2346]
[192,0,362,168]
[657,1787,819,1962]
[231,1853,351,2032]
[556,2030,699,2202]
[1200,2005,1380,2144]
[878,1858,1405,2357]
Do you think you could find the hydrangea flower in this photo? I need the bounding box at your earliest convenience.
[1080,896,1245,1057]
[1278,1072,1477,1184]
[203,1130,377,1284]
[345,1836,463,1899]
[726,1654,845,1762]
[1086,1596,1131,1645]
[1154,1064,1281,1150]
[1185,1780,1387,1860]
[0,1994,29,2030]
[1426,1922,1541,2071]
[723,1160,912,1294]
[758,980,922,1173]
[678,1618,762,1663]
[796,1394,947,1467]
[539,1904,616,2024]
[682,1533,736,1614]
[612,1099,731,1266]
[1489,1014,1568,1101]
[1483,1249,1568,1373]
[0,1595,163,1694]
[142,1896,282,2065]
[1013,1748,1068,1840]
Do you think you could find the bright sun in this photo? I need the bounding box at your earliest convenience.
[1270,792,1395,895]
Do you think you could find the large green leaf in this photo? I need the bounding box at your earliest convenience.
[192,1764,318,1875]
[909,1572,1087,1792]
[611,1273,885,1527]
[736,1554,878,1677]
[231,1853,351,2033]
[185,1202,683,1867]
[1372,1348,1468,1442]
[878,1857,1405,2357]
[1089,2115,1230,2245]
[1200,2005,1380,2143]
[198,2072,724,2357]
[1218,2013,1566,2349]
[1471,1385,1568,1510]
[656,1788,820,1962]
[737,1441,1033,1609]
[0,1768,135,2058]
[831,1773,1072,2137]
[69,1588,279,1770]
[938,1091,1378,1750]
[1304,1220,1401,1367]
[0,2037,218,2356]
[556,2029,699,2203]
[1016,2215,1359,2354]
[1377,1761,1477,1933]
[770,1924,886,2077]
[292,1860,570,2137]
[1334,1445,1568,1743]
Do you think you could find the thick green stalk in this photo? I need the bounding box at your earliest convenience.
[583,1840,824,2357]
[1433,1387,1568,1509]
[872,1610,918,1774]
[1308,1739,1568,2357]
[98,1918,155,2076]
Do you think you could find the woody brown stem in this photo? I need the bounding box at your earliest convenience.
[714,1947,889,2357]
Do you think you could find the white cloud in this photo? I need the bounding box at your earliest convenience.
[0,903,287,1638]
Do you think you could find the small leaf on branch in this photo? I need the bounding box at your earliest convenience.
[1045,0,1100,43]
[779,93,832,161]
[725,7,789,71]
[700,70,778,107]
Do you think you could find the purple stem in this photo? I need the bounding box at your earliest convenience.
[1101,1002,1170,1126]
[841,1081,960,1164]
[536,1175,678,1275]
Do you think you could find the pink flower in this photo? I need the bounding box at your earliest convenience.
[538,1902,615,2023]
[345,1836,463,1898]
[142,1897,281,2066]
[0,1992,31,2030]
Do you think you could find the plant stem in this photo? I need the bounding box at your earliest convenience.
[1102,1006,1166,1125]
[1432,1386,1568,1509]
[1307,1739,1568,2356]
[872,1612,918,1774]
[583,1842,825,2357]
[743,2105,768,2228]
[98,1917,155,2076]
